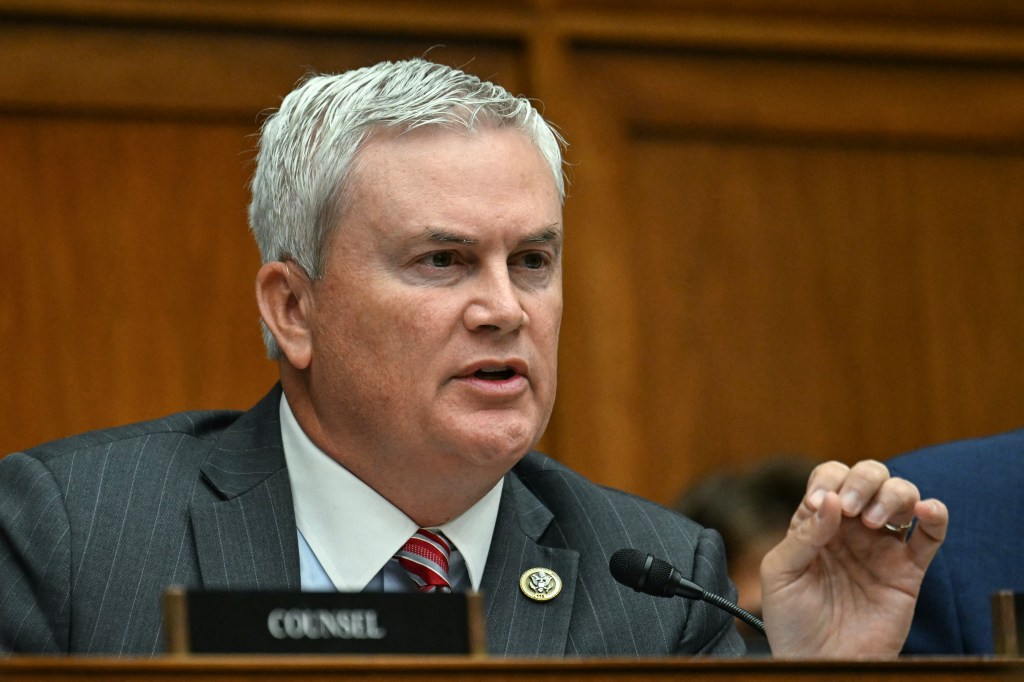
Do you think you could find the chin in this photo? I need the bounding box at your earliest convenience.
[473,433,535,464]
[453,424,537,468]
[431,406,544,463]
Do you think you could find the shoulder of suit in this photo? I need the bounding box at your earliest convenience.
[889,426,1024,475]
[887,427,1024,511]
[513,450,699,527]
[12,408,244,466]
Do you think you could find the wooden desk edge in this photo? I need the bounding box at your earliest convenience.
[2,654,1023,682]
[2,654,1023,671]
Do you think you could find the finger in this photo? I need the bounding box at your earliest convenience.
[906,498,949,570]
[835,460,891,517]
[763,491,843,581]
[859,476,921,529]
[804,461,851,510]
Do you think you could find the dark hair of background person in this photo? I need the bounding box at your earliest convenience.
[675,456,817,655]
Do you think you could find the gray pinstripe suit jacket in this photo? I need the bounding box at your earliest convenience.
[0,387,743,656]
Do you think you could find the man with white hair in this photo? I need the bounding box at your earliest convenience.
[0,59,947,656]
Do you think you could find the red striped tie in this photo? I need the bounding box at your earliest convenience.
[394,529,453,593]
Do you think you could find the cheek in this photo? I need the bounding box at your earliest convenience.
[402,296,453,329]
[349,296,462,381]
[533,296,563,352]
[322,286,426,343]
[311,296,399,384]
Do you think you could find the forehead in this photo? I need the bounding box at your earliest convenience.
[358,124,551,182]
[342,126,562,236]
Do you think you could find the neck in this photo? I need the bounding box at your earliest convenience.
[279,371,503,527]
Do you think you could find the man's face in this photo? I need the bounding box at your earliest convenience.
[303,125,562,491]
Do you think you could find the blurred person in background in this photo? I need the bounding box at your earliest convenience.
[676,456,817,654]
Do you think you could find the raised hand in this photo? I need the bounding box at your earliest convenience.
[760,460,948,658]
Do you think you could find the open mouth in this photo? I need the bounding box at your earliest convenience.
[474,367,516,381]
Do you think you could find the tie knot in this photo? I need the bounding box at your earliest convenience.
[395,529,453,593]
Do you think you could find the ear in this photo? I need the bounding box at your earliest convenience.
[255,261,314,370]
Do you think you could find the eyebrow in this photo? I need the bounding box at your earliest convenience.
[423,229,476,245]
[522,225,562,246]
[420,224,563,248]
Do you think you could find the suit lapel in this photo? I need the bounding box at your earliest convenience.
[187,388,578,651]
[191,387,301,590]
[481,469,578,656]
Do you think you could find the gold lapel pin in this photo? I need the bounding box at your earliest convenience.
[519,567,562,602]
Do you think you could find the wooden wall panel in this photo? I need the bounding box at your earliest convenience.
[550,47,1024,503]
[0,13,528,454]
[627,141,1024,503]
[2,1,1023,507]
[1,117,275,450]
[0,21,526,115]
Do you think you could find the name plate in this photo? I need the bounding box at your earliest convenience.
[163,588,484,655]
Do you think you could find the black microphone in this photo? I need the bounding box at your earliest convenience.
[609,548,766,636]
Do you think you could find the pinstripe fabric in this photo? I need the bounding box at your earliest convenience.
[482,453,744,657]
[0,388,298,654]
[1,385,743,656]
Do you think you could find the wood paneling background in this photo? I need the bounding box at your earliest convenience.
[2,0,1023,506]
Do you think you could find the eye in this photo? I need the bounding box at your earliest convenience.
[425,251,457,268]
[519,252,548,270]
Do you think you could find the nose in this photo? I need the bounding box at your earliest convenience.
[463,263,527,333]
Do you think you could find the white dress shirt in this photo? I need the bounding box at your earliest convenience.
[279,394,503,592]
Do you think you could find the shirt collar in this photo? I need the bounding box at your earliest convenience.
[279,393,502,591]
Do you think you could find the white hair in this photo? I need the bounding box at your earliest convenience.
[248,58,567,358]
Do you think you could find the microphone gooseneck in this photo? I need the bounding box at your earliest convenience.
[608,548,766,636]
